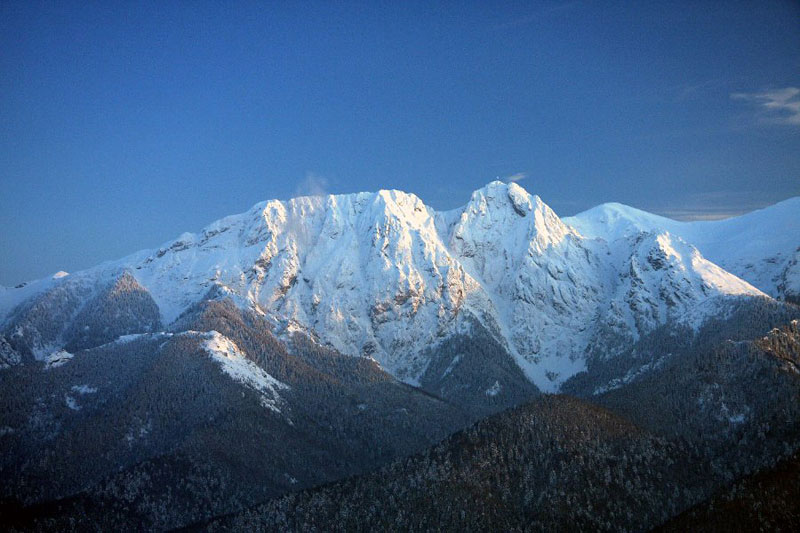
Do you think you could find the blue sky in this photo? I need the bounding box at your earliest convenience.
[1,1,798,285]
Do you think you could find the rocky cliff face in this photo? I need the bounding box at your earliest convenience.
[0,181,775,392]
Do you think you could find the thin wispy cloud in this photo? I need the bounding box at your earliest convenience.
[294,172,329,198]
[731,87,800,126]
[650,190,779,221]
[656,210,755,222]
[505,172,527,183]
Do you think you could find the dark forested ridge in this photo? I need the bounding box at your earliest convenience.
[587,312,800,482]
[417,318,540,416]
[206,395,711,532]
[205,310,800,532]
[0,295,474,530]
[1,271,800,530]
[655,450,800,532]
[205,342,800,533]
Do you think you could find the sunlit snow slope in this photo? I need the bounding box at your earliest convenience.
[1,182,778,392]
[565,197,800,302]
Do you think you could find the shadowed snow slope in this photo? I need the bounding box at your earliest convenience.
[0,182,774,392]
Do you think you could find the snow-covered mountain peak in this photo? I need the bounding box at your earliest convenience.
[566,202,676,242]
[629,231,764,299]
[451,180,575,257]
[565,196,800,301]
[2,182,787,395]
[460,180,546,219]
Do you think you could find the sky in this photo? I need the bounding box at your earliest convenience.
[1,1,799,285]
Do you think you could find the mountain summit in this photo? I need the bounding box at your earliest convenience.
[565,196,800,302]
[2,182,799,531]
[1,181,783,394]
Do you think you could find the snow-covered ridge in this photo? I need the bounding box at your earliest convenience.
[0,181,784,393]
[44,350,73,369]
[565,197,800,301]
[203,331,288,413]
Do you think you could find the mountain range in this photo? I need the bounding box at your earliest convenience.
[1,181,798,530]
[3,182,796,389]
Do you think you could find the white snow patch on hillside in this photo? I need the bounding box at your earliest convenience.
[593,355,668,395]
[65,395,80,410]
[116,333,148,344]
[45,350,73,369]
[442,354,462,378]
[203,331,288,413]
[64,385,97,411]
[115,332,174,345]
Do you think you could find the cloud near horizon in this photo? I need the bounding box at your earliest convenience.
[649,189,790,222]
[731,87,800,126]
